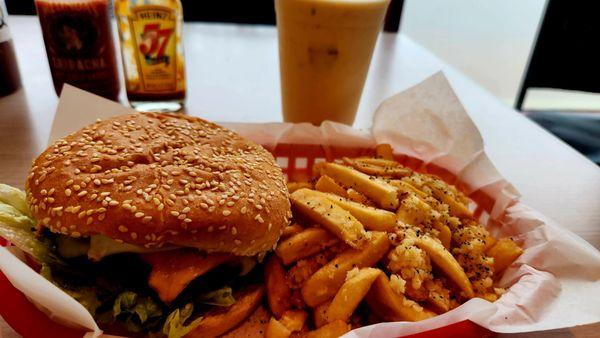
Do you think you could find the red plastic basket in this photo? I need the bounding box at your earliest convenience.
[0,143,501,338]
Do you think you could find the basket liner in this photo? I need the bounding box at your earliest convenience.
[0,73,599,338]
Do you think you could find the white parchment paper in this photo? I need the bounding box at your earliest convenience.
[1,74,599,338]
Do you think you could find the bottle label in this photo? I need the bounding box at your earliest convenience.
[129,5,177,92]
[0,1,11,43]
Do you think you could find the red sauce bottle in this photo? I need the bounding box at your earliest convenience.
[35,0,120,100]
[0,1,21,97]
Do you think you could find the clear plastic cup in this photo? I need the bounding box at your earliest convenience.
[276,0,390,125]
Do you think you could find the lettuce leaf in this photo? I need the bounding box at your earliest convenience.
[0,221,63,266]
[0,186,60,265]
[0,204,33,230]
[0,184,30,217]
[113,291,163,324]
[197,286,235,307]
[162,303,203,338]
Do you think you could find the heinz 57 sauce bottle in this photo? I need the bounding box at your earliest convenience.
[115,0,186,112]
[35,0,120,100]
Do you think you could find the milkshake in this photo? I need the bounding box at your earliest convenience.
[276,0,390,125]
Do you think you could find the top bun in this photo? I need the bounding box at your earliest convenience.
[26,113,291,256]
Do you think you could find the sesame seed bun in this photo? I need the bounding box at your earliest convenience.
[25,113,291,256]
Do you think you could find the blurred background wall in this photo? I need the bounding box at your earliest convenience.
[401,0,546,106]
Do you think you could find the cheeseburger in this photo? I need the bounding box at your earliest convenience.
[0,113,291,337]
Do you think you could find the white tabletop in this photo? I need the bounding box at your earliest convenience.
[3,15,600,248]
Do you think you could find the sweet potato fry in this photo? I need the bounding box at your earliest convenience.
[321,192,397,232]
[375,143,394,160]
[280,310,308,332]
[325,268,382,322]
[390,179,429,199]
[354,157,399,167]
[346,188,372,205]
[486,238,523,273]
[313,301,331,328]
[287,181,313,193]
[188,285,264,337]
[484,234,497,251]
[265,256,292,318]
[343,157,412,178]
[265,317,291,338]
[396,193,435,226]
[320,163,399,210]
[433,221,452,249]
[276,228,338,265]
[301,231,391,307]
[414,236,474,298]
[306,320,350,338]
[365,274,436,322]
[426,180,472,219]
[281,223,304,239]
[290,188,368,248]
[315,175,347,197]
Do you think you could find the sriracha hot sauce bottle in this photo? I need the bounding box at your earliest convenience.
[115,0,186,112]
[35,0,120,100]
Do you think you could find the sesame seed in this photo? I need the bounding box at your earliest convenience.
[223,210,231,216]
[241,206,247,214]
[65,189,72,196]
[231,227,237,235]
[72,232,81,238]
[184,218,192,223]
[130,232,137,240]
[135,212,144,218]
[182,207,190,213]
[118,225,128,232]
[77,191,88,197]
[171,211,180,217]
